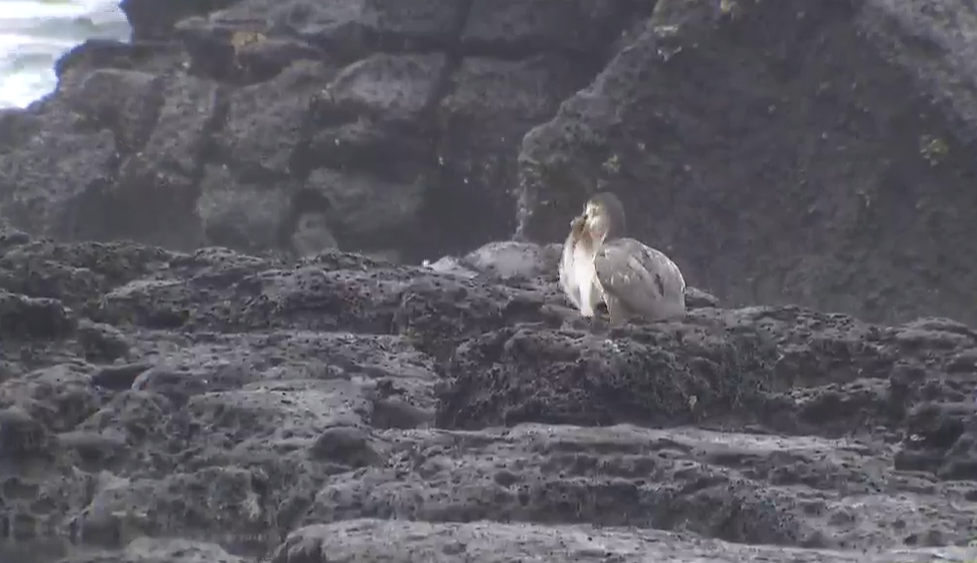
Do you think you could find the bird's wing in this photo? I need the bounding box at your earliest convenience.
[633,240,686,296]
[594,238,685,312]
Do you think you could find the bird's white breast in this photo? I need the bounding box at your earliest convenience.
[572,243,598,315]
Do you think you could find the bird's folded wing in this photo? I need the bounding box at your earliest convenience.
[594,241,666,310]
[635,243,686,295]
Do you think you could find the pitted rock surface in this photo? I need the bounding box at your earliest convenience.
[3,0,977,561]
[1,227,976,563]
[1,0,977,324]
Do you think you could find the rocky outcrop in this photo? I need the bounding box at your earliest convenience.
[2,0,977,325]
[1,225,977,563]
[517,0,977,326]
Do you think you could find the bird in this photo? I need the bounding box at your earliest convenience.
[559,191,687,325]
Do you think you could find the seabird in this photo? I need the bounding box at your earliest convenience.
[559,191,687,325]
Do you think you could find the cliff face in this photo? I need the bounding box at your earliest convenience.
[1,0,976,323]
[518,0,977,325]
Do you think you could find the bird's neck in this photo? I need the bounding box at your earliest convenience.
[576,230,604,253]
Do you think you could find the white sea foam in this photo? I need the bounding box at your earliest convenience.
[0,0,130,108]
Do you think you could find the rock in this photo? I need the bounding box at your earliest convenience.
[0,406,52,464]
[686,285,720,308]
[309,426,381,468]
[272,518,977,563]
[0,364,102,432]
[61,536,246,563]
[0,226,974,562]
[55,39,188,87]
[433,54,590,251]
[195,164,294,254]
[461,0,642,55]
[4,0,977,560]
[0,0,639,265]
[121,0,245,42]
[516,0,977,326]
[206,0,470,62]
[77,321,133,364]
[0,107,117,242]
[0,290,76,340]
[896,400,977,480]
[460,240,561,281]
[2,0,977,329]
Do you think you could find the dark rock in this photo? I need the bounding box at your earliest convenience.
[309,426,380,468]
[4,0,977,560]
[686,286,720,309]
[895,400,977,480]
[0,291,76,340]
[1,0,977,331]
[0,227,973,562]
[59,537,245,563]
[461,0,641,57]
[0,0,635,264]
[0,406,52,463]
[205,0,470,62]
[432,54,590,251]
[121,0,245,42]
[55,39,188,85]
[77,320,133,363]
[437,311,778,429]
[271,518,976,563]
[516,0,977,326]
[0,364,103,432]
[89,363,151,391]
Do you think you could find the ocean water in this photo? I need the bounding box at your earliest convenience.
[0,0,130,108]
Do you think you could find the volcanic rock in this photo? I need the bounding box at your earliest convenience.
[0,226,975,562]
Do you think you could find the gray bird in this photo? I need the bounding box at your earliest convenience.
[559,191,686,325]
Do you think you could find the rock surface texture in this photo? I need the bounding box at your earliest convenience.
[0,0,976,323]
[3,0,977,561]
[1,226,977,563]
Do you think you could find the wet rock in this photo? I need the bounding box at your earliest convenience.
[55,39,189,88]
[65,69,162,155]
[0,364,102,432]
[61,535,247,563]
[686,286,720,308]
[121,0,245,42]
[309,426,380,468]
[0,228,975,563]
[3,0,977,560]
[274,512,976,563]
[195,164,294,254]
[896,400,977,480]
[461,0,640,55]
[300,168,426,253]
[0,406,52,463]
[0,108,117,242]
[77,320,133,363]
[516,0,977,326]
[433,55,588,252]
[89,363,150,392]
[0,290,76,340]
[2,0,977,332]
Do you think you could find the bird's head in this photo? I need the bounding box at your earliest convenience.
[582,191,626,242]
